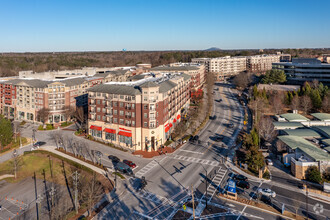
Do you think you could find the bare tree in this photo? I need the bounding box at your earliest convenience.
[233,72,251,89]
[311,79,319,89]
[290,95,299,111]
[259,116,276,143]
[322,95,330,113]
[80,172,104,216]
[75,106,87,131]
[300,95,312,114]
[12,121,21,142]
[249,97,265,123]
[37,108,50,125]
[276,140,286,153]
[271,93,284,115]
[63,105,76,123]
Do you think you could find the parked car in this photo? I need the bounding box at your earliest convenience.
[115,162,133,176]
[108,155,120,163]
[189,136,194,143]
[258,188,276,198]
[236,180,250,189]
[123,160,136,168]
[215,136,222,142]
[233,174,248,181]
[260,195,272,205]
[266,159,273,166]
[193,135,199,141]
[228,123,234,128]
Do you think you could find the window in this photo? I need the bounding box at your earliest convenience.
[119,110,124,116]
[120,95,124,99]
[132,104,135,109]
[119,135,132,146]
[132,112,135,118]
[114,102,117,107]
[97,107,100,112]
[144,122,148,127]
[119,119,124,124]
[102,108,106,113]
[91,129,102,138]
[144,96,148,101]
[144,105,148,110]
[97,115,101,120]
[113,118,118,123]
[102,116,106,121]
[97,99,100,104]
[150,122,155,128]
[132,121,135,126]
[144,113,148,118]
[105,132,116,141]
[119,102,123,107]
[114,110,117,115]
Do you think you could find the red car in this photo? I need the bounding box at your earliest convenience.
[123,160,136,168]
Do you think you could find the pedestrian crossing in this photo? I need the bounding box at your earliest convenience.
[135,160,159,178]
[172,154,220,166]
[205,167,227,202]
[136,190,175,206]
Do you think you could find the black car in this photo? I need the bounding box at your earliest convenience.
[228,123,234,128]
[236,180,250,189]
[193,135,199,141]
[260,195,271,205]
[108,155,120,163]
[215,136,222,142]
[189,136,194,143]
[233,174,248,181]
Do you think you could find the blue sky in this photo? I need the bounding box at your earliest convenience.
[0,0,329,52]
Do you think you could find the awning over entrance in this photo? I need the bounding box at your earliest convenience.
[173,119,177,123]
[177,114,181,120]
[90,125,102,131]
[104,128,116,134]
[118,131,132,137]
[169,123,173,127]
[165,126,170,133]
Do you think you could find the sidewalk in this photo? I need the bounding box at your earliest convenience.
[225,161,269,183]
[42,146,108,176]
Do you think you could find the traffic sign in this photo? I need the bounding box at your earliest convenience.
[228,180,236,193]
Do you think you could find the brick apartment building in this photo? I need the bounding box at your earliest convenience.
[150,63,205,90]
[246,54,280,73]
[87,73,191,151]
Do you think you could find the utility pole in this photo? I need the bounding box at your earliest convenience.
[73,171,79,214]
[48,155,53,179]
[33,172,39,220]
[191,185,195,220]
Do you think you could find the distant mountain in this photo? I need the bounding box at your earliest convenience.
[205,47,222,51]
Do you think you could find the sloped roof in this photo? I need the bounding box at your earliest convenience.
[159,80,177,93]
[322,139,330,146]
[140,81,158,88]
[311,113,330,121]
[278,135,330,162]
[273,122,304,128]
[282,129,321,138]
[87,84,141,95]
[313,126,330,138]
[280,113,310,122]
[151,66,200,71]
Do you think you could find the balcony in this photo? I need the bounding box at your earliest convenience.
[150,99,156,103]
[150,107,156,111]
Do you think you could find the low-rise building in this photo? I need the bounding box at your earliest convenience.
[246,54,280,73]
[278,135,330,179]
[272,58,330,84]
[87,73,191,152]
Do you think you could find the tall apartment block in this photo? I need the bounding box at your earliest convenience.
[87,73,191,151]
[246,54,280,73]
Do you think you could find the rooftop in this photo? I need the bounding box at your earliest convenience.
[273,122,304,128]
[280,113,310,122]
[311,113,330,121]
[278,135,330,162]
[322,139,330,146]
[257,84,300,92]
[150,66,200,71]
[282,129,321,138]
[313,126,330,138]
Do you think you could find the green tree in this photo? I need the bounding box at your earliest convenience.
[261,69,286,84]
[310,89,322,109]
[253,84,259,99]
[250,127,259,147]
[306,166,322,183]
[0,115,13,150]
[302,82,312,96]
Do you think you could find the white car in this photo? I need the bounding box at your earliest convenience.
[258,188,276,198]
[266,159,273,166]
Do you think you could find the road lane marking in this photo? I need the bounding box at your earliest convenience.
[178,149,204,154]
[172,154,220,166]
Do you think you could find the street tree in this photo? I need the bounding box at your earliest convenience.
[322,94,330,113]
[0,115,13,150]
[75,106,87,131]
[271,92,284,115]
[300,95,312,114]
[258,116,276,143]
[233,72,251,89]
[63,106,76,123]
[11,150,23,179]
[80,172,104,216]
[37,108,50,125]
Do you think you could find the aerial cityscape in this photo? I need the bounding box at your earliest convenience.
[0,0,330,220]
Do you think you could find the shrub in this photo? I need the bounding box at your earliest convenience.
[306,166,322,184]
[263,170,270,179]
[46,124,54,130]
[37,125,44,130]
[20,120,26,126]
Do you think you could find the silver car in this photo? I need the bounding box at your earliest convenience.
[258,188,276,198]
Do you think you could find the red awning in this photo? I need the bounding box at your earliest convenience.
[165,126,170,133]
[119,127,131,132]
[90,125,102,131]
[169,123,173,127]
[173,119,177,123]
[177,115,181,120]
[118,131,132,137]
[104,128,116,134]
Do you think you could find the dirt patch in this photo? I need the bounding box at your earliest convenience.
[172,210,192,219]
[133,146,175,158]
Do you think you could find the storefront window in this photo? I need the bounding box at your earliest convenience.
[91,129,102,138]
[105,133,116,141]
[119,135,132,146]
